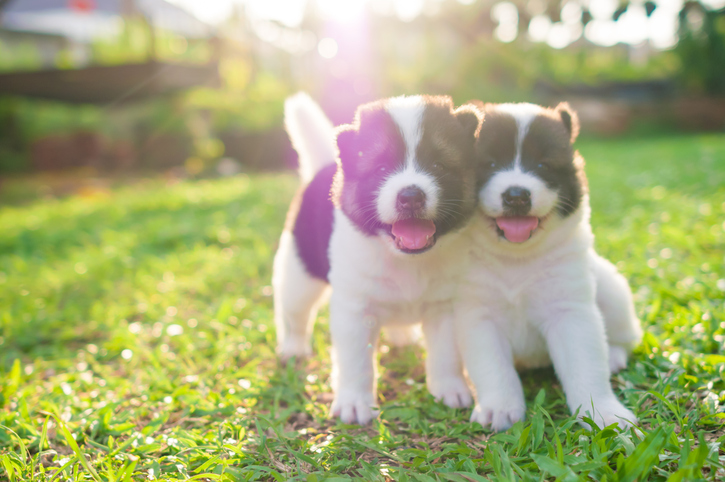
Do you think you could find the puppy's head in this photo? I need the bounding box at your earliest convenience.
[473,102,586,244]
[332,95,482,254]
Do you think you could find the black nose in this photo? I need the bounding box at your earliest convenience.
[502,187,531,210]
[397,186,426,212]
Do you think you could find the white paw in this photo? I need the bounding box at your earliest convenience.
[330,390,378,425]
[470,395,526,432]
[277,336,311,361]
[428,377,473,408]
[608,344,629,374]
[578,398,637,431]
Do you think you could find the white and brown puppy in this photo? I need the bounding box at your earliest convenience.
[456,102,642,432]
[273,93,483,424]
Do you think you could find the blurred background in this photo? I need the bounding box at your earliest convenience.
[0,0,723,193]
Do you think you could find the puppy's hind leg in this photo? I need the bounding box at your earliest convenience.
[590,251,643,373]
[273,231,330,361]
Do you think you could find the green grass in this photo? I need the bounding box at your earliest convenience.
[1,132,724,481]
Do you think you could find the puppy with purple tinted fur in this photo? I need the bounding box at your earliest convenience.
[455,102,642,432]
[273,93,483,424]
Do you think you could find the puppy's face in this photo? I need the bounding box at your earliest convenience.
[332,96,482,255]
[474,102,586,244]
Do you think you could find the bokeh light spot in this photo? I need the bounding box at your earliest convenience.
[318,37,338,58]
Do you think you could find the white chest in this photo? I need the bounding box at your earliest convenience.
[328,210,465,324]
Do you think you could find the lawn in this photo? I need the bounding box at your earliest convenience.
[1,132,725,481]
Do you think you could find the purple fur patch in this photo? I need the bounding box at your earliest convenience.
[335,105,406,236]
[293,163,337,282]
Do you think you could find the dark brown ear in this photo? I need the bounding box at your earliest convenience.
[334,125,357,169]
[555,102,579,143]
[454,104,484,138]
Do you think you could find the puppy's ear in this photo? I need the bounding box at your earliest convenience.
[334,125,357,169]
[555,102,579,143]
[454,104,484,138]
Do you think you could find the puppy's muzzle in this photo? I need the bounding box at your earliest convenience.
[502,186,531,215]
[397,186,426,217]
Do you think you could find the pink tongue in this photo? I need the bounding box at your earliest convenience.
[496,216,539,243]
[391,218,436,250]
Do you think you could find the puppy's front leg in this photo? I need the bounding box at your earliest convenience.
[328,293,380,425]
[456,305,526,432]
[540,303,637,430]
[423,308,472,409]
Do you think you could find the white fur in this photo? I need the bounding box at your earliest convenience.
[590,252,644,373]
[458,198,641,431]
[495,103,542,169]
[386,95,425,170]
[328,211,472,423]
[274,94,336,358]
[376,168,440,223]
[457,104,642,432]
[284,92,337,184]
[376,98,439,234]
[273,231,331,358]
[274,95,472,424]
[481,170,559,219]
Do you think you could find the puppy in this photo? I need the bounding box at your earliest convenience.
[273,93,483,424]
[455,102,642,431]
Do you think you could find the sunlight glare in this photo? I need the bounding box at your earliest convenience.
[395,0,425,22]
[318,0,367,22]
[547,22,572,48]
[166,0,235,24]
[589,0,617,20]
[318,37,339,58]
[492,2,518,43]
[648,0,682,49]
[528,14,551,43]
[246,0,308,27]
[616,4,649,45]
[584,19,619,47]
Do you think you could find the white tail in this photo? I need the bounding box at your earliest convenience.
[284,92,337,184]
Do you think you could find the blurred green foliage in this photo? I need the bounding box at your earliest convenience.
[676,6,725,95]
[91,19,212,66]
[0,40,42,72]
[0,2,722,173]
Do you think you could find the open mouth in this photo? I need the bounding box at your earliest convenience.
[388,218,437,254]
[494,216,540,243]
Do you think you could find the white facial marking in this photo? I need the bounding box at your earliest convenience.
[377,168,440,223]
[386,96,425,170]
[375,96,439,224]
[481,170,558,218]
[495,103,543,169]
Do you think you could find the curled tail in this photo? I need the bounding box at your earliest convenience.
[284,93,337,184]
